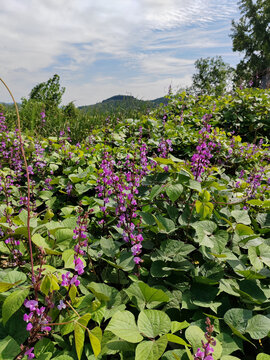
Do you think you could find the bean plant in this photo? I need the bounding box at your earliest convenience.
[0,87,270,360]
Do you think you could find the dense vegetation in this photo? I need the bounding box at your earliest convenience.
[0,87,270,360]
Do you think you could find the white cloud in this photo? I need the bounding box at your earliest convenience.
[0,0,240,105]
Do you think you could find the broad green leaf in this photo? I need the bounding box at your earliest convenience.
[224,308,252,334]
[0,336,21,360]
[135,335,168,360]
[166,184,183,202]
[139,211,156,226]
[166,334,190,347]
[74,313,91,360]
[191,221,217,247]
[187,180,201,192]
[256,213,270,228]
[0,281,21,293]
[87,326,102,358]
[100,237,118,257]
[150,185,164,200]
[69,285,77,304]
[151,240,195,262]
[246,315,270,339]
[106,310,143,343]
[0,270,27,285]
[137,309,171,338]
[55,228,74,250]
[2,288,29,325]
[87,282,112,302]
[171,321,189,334]
[40,274,60,296]
[256,354,270,360]
[235,224,254,236]
[155,215,176,234]
[125,281,169,310]
[231,210,251,225]
[221,356,241,360]
[34,338,54,357]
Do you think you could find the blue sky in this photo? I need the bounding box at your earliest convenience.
[0,0,242,106]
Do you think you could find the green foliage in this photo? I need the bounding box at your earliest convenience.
[0,87,270,359]
[231,0,270,86]
[191,56,234,96]
[29,74,65,109]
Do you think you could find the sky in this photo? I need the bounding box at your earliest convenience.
[0,0,242,106]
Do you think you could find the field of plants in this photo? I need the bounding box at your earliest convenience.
[0,87,270,360]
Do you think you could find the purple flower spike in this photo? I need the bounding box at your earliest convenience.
[25,347,35,359]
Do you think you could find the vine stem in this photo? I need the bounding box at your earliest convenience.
[0,78,35,279]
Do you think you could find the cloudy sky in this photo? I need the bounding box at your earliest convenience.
[0,0,242,106]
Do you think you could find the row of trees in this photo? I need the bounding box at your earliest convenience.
[191,0,270,96]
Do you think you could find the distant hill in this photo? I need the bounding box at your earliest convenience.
[78,95,168,113]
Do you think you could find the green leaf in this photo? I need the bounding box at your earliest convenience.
[55,228,74,250]
[185,325,222,360]
[150,185,164,200]
[171,321,189,334]
[87,326,102,358]
[106,310,143,343]
[224,308,252,334]
[69,285,77,304]
[235,224,254,236]
[0,281,21,293]
[187,180,201,192]
[246,315,270,339]
[135,335,168,360]
[139,212,156,226]
[100,237,118,257]
[0,270,27,285]
[166,334,190,347]
[0,336,21,360]
[256,213,270,228]
[256,354,270,360]
[155,215,176,234]
[2,288,29,325]
[137,309,171,338]
[166,184,183,202]
[221,356,241,360]
[125,281,169,310]
[231,210,251,225]
[185,346,194,360]
[87,282,112,302]
[191,221,217,247]
[40,274,60,296]
[74,313,91,360]
[34,338,54,357]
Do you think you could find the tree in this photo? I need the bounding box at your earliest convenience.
[191,56,234,96]
[230,0,270,87]
[29,74,65,109]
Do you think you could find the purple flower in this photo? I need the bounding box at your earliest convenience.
[26,323,33,331]
[24,300,38,311]
[41,326,51,332]
[25,347,35,359]
[134,257,141,264]
[74,257,84,275]
[57,300,66,310]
